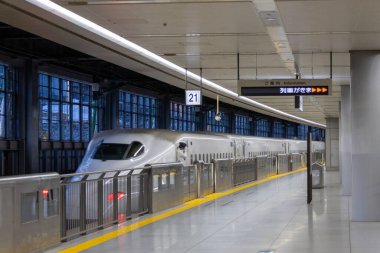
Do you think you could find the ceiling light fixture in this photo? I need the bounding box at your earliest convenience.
[25,0,326,128]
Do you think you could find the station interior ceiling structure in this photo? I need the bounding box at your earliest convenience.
[1,0,372,126]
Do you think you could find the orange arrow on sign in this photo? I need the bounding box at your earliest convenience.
[317,88,322,93]
[322,88,328,93]
[312,88,317,93]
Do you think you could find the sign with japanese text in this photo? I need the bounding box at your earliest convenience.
[238,79,332,96]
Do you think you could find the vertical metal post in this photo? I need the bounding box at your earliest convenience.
[97,173,105,228]
[147,166,153,214]
[79,175,88,234]
[126,171,132,217]
[196,162,201,198]
[139,174,144,213]
[60,183,67,240]
[112,171,120,224]
[307,127,312,204]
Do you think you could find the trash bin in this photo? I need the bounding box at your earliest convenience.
[311,162,325,189]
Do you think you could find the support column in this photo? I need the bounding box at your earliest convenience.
[104,91,119,130]
[24,60,39,174]
[351,51,380,221]
[339,85,352,196]
[325,118,339,171]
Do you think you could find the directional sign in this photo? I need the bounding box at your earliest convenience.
[238,79,332,96]
[240,86,329,96]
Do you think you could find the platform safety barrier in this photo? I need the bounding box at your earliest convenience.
[196,161,214,197]
[60,169,149,240]
[0,151,326,252]
[0,173,60,253]
[232,158,256,186]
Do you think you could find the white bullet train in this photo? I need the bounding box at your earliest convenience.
[66,128,325,223]
[76,128,325,173]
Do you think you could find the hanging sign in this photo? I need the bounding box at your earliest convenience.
[185,90,202,105]
[238,79,332,96]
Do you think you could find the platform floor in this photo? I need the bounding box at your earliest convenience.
[49,171,380,253]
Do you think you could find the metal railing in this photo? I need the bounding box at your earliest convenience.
[60,168,149,240]
[196,161,214,197]
[233,158,256,186]
[182,165,197,202]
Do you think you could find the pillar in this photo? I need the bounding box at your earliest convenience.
[24,60,39,173]
[339,85,352,196]
[351,51,380,221]
[325,118,339,171]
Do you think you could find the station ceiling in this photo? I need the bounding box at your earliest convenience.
[1,0,369,126]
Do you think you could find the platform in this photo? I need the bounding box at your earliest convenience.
[47,171,378,253]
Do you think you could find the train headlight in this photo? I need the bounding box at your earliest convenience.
[215,113,221,121]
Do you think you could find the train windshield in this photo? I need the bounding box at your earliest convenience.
[126,142,144,158]
[92,143,129,160]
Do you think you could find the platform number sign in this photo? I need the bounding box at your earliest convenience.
[185,90,202,105]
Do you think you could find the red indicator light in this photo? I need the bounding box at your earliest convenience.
[107,192,125,202]
[42,189,49,199]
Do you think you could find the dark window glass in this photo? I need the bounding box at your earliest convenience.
[170,102,199,132]
[118,91,160,129]
[0,64,18,139]
[235,115,251,135]
[273,121,284,138]
[256,118,269,137]
[38,73,104,142]
[206,110,230,133]
[126,141,145,158]
[93,143,129,160]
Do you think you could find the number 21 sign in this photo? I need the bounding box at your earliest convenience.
[185,90,202,106]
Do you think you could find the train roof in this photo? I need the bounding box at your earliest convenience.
[94,128,324,143]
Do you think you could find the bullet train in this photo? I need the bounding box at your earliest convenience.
[76,128,325,174]
[66,129,324,223]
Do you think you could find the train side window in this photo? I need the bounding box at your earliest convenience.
[126,141,145,159]
[206,154,209,163]
[93,143,129,160]
[202,154,205,162]
[190,154,193,164]
[199,154,201,161]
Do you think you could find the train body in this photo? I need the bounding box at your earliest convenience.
[66,128,325,222]
[76,128,325,173]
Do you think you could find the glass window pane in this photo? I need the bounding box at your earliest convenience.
[51,102,60,121]
[51,77,59,89]
[73,105,80,122]
[51,88,60,100]
[62,121,70,141]
[0,93,5,115]
[40,86,49,98]
[82,106,89,121]
[39,119,49,140]
[72,122,80,141]
[82,123,89,141]
[50,120,60,140]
